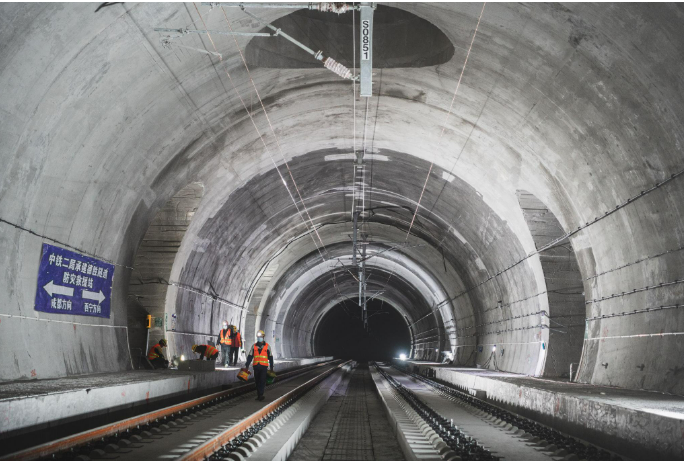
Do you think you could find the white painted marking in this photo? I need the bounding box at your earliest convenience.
[43,280,74,298]
[441,171,455,182]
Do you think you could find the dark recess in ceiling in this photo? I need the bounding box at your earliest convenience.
[245,5,455,69]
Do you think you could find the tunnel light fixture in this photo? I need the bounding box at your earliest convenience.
[181,354,186,361]
[399,353,407,361]
[492,345,496,352]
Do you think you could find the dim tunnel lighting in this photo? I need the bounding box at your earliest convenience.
[399,353,407,361]
[181,355,185,361]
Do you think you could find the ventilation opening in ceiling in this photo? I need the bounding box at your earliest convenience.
[313,299,410,361]
[245,5,455,69]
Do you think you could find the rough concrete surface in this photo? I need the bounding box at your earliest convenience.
[1,1,684,455]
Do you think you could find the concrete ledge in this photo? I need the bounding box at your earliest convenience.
[0,356,331,439]
[395,360,684,461]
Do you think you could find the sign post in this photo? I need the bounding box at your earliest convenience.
[34,243,115,318]
[360,3,374,97]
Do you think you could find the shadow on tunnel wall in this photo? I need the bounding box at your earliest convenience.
[245,5,455,69]
[313,299,411,361]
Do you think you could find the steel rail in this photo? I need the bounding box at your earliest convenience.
[2,360,337,461]
[180,360,350,460]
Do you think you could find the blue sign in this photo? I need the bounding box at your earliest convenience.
[34,243,115,318]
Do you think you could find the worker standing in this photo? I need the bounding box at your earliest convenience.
[218,321,232,367]
[192,344,219,361]
[230,325,242,366]
[244,330,274,401]
[147,338,169,369]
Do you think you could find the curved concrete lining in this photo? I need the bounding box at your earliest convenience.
[0,3,682,396]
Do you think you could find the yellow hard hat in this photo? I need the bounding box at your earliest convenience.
[232,325,237,332]
[257,330,265,337]
[159,339,167,347]
[192,344,198,352]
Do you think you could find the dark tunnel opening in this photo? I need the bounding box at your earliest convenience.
[313,299,411,361]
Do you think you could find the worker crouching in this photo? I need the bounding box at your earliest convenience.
[244,330,274,401]
[148,338,169,369]
[192,344,219,361]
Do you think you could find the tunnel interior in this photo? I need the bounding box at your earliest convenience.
[313,298,411,362]
[1,2,683,403]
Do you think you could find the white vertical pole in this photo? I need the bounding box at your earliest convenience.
[360,3,374,97]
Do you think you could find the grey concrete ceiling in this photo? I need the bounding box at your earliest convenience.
[1,3,683,395]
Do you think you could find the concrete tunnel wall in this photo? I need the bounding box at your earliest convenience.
[0,3,683,396]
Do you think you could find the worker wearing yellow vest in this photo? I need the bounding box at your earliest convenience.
[244,330,274,401]
[147,338,168,369]
[192,344,219,361]
[229,325,242,366]
[218,321,232,367]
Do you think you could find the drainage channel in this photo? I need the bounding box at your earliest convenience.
[2,360,342,461]
[390,365,630,461]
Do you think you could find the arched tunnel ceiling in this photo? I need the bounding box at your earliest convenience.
[1,3,683,395]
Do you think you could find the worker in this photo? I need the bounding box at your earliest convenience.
[218,321,232,367]
[244,330,274,401]
[192,344,219,361]
[230,325,242,366]
[147,338,168,369]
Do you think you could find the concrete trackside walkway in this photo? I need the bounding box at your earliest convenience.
[288,363,406,461]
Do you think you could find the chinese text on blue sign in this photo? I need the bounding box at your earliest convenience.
[34,243,115,318]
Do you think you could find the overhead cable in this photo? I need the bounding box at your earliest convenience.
[404,2,486,241]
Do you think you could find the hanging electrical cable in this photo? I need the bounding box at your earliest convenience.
[404,2,486,242]
[189,4,335,285]
[210,3,357,299]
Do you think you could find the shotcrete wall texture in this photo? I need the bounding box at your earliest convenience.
[0,3,683,396]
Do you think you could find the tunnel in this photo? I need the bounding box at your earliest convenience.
[1,3,683,461]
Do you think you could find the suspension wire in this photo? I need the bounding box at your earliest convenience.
[212,4,357,298]
[378,3,486,293]
[404,2,486,241]
[191,4,344,300]
[218,6,329,254]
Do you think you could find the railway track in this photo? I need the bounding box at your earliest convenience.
[375,363,629,461]
[3,361,631,461]
[2,360,347,461]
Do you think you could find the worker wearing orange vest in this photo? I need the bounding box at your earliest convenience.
[229,325,242,366]
[147,338,168,369]
[244,330,273,401]
[218,321,232,367]
[192,344,219,361]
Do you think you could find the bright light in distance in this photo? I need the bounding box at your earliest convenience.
[492,346,496,352]
[399,353,407,361]
[181,355,185,361]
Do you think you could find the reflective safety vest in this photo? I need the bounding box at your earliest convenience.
[203,345,218,358]
[220,329,232,346]
[148,343,163,360]
[253,343,269,367]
